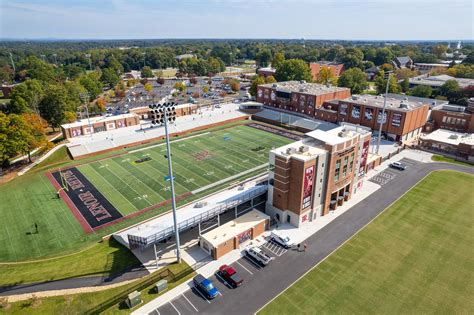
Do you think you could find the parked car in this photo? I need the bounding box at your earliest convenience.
[245,246,273,266]
[270,230,294,248]
[218,265,243,288]
[193,274,219,299]
[389,161,407,170]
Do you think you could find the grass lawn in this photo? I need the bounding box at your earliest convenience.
[0,238,139,287]
[0,261,194,315]
[0,122,292,262]
[431,154,473,168]
[260,170,474,314]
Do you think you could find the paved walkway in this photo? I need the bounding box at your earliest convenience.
[0,264,148,297]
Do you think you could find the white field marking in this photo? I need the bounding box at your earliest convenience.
[182,293,199,312]
[179,144,186,147]
[256,172,437,313]
[161,186,170,192]
[129,132,211,153]
[193,286,211,304]
[235,261,253,275]
[169,301,181,315]
[191,163,268,195]
[224,165,233,169]
[4,226,17,261]
[121,158,130,162]
[185,178,195,183]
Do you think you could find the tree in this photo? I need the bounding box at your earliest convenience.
[39,84,71,131]
[380,63,394,72]
[174,82,186,92]
[440,80,463,103]
[96,98,107,112]
[141,66,153,78]
[250,75,266,96]
[21,113,47,162]
[447,64,474,79]
[265,76,277,84]
[8,79,44,114]
[338,68,368,94]
[409,85,432,98]
[101,68,120,87]
[400,79,410,93]
[375,71,400,94]
[189,77,198,85]
[317,67,335,84]
[462,52,474,65]
[271,52,285,69]
[62,64,85,80]
[229,79,240,92]
[0,113,29,167]
[275,59,312,82]
[144,83,153,93]
[256,49,272,67]
[202,85,209,93]
[64,111,77,123]
[79,73,102,100]
[374,48,394,66]
[156,77,165,85]
[17,56,58,83]
[395,68,418,81]
[0,65,14,84]
[432,45,447,58]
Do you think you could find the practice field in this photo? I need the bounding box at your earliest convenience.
[48,124,294,232]
[260,170,474,314]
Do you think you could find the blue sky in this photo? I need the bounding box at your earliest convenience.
[1,0,473,40]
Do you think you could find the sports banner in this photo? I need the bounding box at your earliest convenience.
[302,165,315,209]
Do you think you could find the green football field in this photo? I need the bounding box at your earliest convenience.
[259,170,474,314]
[0,123,293,262]
[77,124,292,217]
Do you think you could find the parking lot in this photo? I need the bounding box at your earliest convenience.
[370,158,419,186]
[152,238,290,315]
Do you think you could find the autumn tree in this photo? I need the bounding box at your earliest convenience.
[22,113,47,162]
[265,76,277,84]
[144,83,153,94]
[271,52,285,69]
[141,66,153,78]
[249,75,266,96]
[96,98,107,112]
[8,79,45,114]
[338,68,368,94]
[230,79,240,92]
[202,85,209,93]
[39,84,72,131]
[375,71,400,94]
[317,67,335,84]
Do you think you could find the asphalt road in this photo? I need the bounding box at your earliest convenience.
[153,161,474,315]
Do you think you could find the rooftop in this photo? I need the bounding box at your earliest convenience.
[432,104,468,113]
[342,94,429,111]
[409,75,474,88]
[421,129,474,145]
[61,113,138,129]
[307,124,371,146]
[271,139,327,161]
[310,61,344,66]
[259,81,349,96]
[200,209,270,247]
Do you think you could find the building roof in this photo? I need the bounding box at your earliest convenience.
[259,81,349,96]
[271,139,327,162]
[307,124,371,146]
[340,94,428,112]
[200,209,270,247]
[61,113,138,129]
[409,74,474,88]
[421,129,474,145]
[310,61,343,66]
[176,54,196,60]
[432,103,468,113]
[257,67,276,73]
[385,93,447,108]
[394,56,412,65]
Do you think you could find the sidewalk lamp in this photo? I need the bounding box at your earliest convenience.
[375,71,392,155]
[150,102,181,263]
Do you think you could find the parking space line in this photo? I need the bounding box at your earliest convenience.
[217,291,223,297]
[214,272,229,287]
[182,293,199,312]
[193,286,211,304]
[243,256,262,269]
[235,260,253,275]
[170,301,181,315]
[154,309,160,315]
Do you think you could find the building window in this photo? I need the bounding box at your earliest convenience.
[334,159,341,181]
[342,157,348,177]
[349,153,354,172]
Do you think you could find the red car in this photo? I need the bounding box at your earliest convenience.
[218,265,243,288]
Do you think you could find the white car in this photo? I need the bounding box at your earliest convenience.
[244,246,273,266]
[270,230,294,248]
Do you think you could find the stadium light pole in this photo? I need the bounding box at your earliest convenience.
[375,71,392,155]
[80,92,92,137]
[150,102,181,263]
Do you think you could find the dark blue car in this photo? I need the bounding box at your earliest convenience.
[193,274,219,299]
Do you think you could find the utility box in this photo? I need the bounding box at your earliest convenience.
[156,279,168,293]
[126,291,142,308]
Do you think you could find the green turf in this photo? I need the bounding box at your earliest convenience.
[431,154,474,168]
[0,123,292,262]
[0,238,139,286]
[259,170,474,314]
[77,125,291,217]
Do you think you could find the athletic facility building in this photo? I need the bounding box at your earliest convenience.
[266,123,372,227]
[424,102,474,134]
[61,113,140,139]
[419,129,474,162]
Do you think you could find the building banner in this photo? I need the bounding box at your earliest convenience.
[359,140,370,174]
[351,106,361,119]
[392,113,402,127]
[339,103,348,116]
[364,108,373,120]
[238,229,252,244]
[302,165,314,209]
[377,111,387,124]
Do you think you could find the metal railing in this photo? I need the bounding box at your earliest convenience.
[128,186,268,249]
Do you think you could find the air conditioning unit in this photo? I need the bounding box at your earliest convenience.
[299,145,309,153]
[286,147,297,154]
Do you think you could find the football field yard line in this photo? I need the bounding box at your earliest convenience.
[4,226,17,262]
[128,131,211,154]
[96,160,152,208]
[14,190,43,257]
[191,163,268,194]
[107,159,162,204]
[82,164,139,214]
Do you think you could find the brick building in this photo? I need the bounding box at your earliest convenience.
[321,95,430,141]
[61,113,140,139]
[424,103,474,134]
[419,129,474,162]
[256,81,351,116]
[266,124,372,227]
[309,61,345,81]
